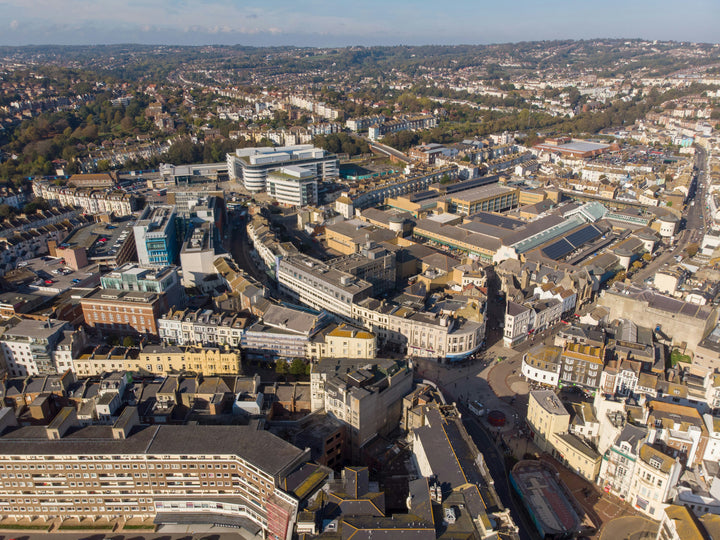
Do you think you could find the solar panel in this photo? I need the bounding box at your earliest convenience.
[565,225,602,249]
[542,239,575,260]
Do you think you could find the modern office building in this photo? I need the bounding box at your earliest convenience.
[100,263,184,308]
[133,206,178,267]
[266,167,318,206]
[0,407,309,540]
[226,145,338,194]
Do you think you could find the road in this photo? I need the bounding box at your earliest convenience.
[632,145,708,284]
[461,414,539,540]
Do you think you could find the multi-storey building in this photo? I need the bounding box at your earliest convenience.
[226,145,338,194]
[158,308,248,347]
[0,407,309,540]
[180,223,220,290]
[277,254,373,320]
[559,343,605,389]
[133,206,178,267]
[521,344,563,387]
[597,424,648,501]
[0,318,70,377]
[310,323,377,360]
[80,288,168,337]
[627,444,682,519]
[100,263,185,308]
[32,183,140,216]
[137,345,240,376]
[310,358,412,457]
[266,168,318,207]
[351,297,485,361]
[241,305,330,362]
[328,245,397,296]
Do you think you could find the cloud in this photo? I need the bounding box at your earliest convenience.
[10,20,19,30]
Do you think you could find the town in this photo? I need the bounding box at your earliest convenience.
[0,38,719,540]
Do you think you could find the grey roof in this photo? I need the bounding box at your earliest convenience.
[616,424,648,453]
[530,390,568,416]
[0,424,305,476]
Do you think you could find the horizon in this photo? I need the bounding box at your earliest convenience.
[2,0,719,48]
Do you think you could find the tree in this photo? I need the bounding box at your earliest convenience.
[122,336,136,348]
[631,260,643,272]
[642,253,653,262]
[686,243,699,258]
[289,358,306,376]
[275,359,288,375]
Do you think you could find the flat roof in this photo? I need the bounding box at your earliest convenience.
[0,424,305,476]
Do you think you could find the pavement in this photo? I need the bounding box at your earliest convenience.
[598,515,659,540]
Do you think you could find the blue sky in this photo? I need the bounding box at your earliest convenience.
[2,0,718,46]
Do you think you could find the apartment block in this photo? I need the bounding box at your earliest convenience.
[310,358,412,456]
[0,408,309,540]
[0,319,70,377]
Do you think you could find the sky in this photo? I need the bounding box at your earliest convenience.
[1,0,719,47]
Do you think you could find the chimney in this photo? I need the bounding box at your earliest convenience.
[112,406,140,440]
[46,407,78,440]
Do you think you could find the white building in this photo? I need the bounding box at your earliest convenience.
[266,167,318,207]
[226,145,338,194]
[0,319,70,376]
[627,444,682,519]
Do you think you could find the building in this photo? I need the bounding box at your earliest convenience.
[277,254,373,320]
[527,390,570,452]
[510,460,583,539]
[628,444,682,519]
[521,344,563,387]
[137,345,240,376]
[311,322,377,360]
[226,145,338,194]
[133,206,178,268]
[266,167,318,207]
[80,288,168,337]
[657,505,720,540]
[32,183,140,216]
[180,223,220,290]
[559,343,605,389]
[0,319,70,377]
[158,308,249,347]
[66,172,117,188]
[242,305,329,362]
[0,408,309,540]
[100,263,184,309]
[328,245,397,296]
[598,424,648,501]
[599,283,718,352]
[310,358,412,456]
[442,184,520,215]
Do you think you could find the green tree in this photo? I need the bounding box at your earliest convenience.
[122,336,136,347]
[275,359,288,375]
[289,358,306,376]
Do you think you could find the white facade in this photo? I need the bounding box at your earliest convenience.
[266,168,318,207]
